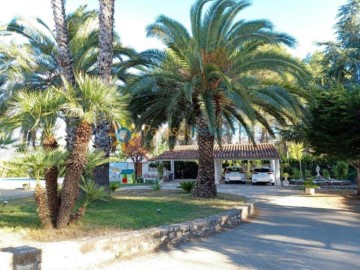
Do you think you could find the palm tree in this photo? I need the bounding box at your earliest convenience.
[56,74,128,228]
[129,0,310,198]
[50,0,75,86]
[1,6,141,150]
[93,0,116,187]
[3,88,64,226]
[16,149,67,228]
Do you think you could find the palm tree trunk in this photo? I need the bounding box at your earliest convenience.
[34,184,52,229]
[57,122,92,228]
[50,0,75,85]
[98,0,115,82]
[43,136,60,227]
[94,0,115,187]
[192,116,217,198]
[94,120,112,186]
[51,0,77,152]
[45,166,60,227]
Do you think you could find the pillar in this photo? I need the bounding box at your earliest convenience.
[214,160,222,184]
[170,160,175,179]
[275,159,281,186]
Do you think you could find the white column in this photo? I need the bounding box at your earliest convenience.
[214,160,219,184]
[170,160,175,175]
[275,160,281,186]
[270,159,276,172]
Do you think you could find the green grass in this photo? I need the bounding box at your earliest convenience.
[0,190,245,242]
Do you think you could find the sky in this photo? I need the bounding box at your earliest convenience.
[0,0,347,59]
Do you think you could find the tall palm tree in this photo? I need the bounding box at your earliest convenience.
[1,6,141,150]
[50,0,75,86]
[129,0,310,198]
[94,0,116,187]
[56,74,128,228]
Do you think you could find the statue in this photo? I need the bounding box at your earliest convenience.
[315,165,321,178]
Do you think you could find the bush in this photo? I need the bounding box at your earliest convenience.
[151,180,162,191]
[110,182,120,192]
[303,177,319,188]
[322,169,330,179]
[136,177,144,183]
[177,181,195,193]
[305,169,311,178]
[335,161,348,180]
[292,168,301,179]
[80,179,111,207]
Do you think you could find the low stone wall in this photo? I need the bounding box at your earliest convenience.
[0,203,254,270]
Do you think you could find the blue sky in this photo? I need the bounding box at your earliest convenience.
[0,0,347,58]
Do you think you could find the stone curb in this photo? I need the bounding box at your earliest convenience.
[0,203,255,270]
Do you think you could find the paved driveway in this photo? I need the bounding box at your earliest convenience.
[99,184,360,270]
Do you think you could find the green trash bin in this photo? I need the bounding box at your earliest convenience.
[120,169,135,184]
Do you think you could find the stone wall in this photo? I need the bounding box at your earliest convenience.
[0,203,254,270]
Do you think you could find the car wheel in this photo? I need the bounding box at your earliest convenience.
[225,181,229,184]
[251,182,256,185]
[271,183,275,186]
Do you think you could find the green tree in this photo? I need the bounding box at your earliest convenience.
[0,6,139,148]
[288,142,304,179]
[129,0,310,198]
[56,74,128,228]
[306,85,360,193]
[2,89,64,226]
[318,0,360,84]
[335,161,349,180]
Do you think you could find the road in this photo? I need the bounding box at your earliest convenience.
[97,184,360,270]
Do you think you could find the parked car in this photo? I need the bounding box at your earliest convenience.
[224,166,246,184]
[251,166,275,185]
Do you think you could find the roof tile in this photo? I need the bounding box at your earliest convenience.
[156,143,280,160]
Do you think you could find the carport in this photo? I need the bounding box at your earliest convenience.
[156,143,281,185]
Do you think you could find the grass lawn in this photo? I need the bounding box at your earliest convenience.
[0,189,246,243]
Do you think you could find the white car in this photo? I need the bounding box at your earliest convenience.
[251,166,275,185]
[224,166,246,184]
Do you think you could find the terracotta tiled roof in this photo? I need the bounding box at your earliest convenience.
[156,143,280,160]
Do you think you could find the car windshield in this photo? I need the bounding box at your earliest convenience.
[254,168,271,173]
[226,167,243,173]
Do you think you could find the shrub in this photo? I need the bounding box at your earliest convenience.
[322,169,330,179]
[177,181,195,193]
[151,180,162,191]
[110,183,120,192]
[303,177,319,188]
[335,161,348,179]
[292,168,301,179]
[305,169,311,178]
[80,179,111,207]
[136,177,144,183]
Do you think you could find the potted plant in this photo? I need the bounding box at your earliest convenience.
[303,177,319,195]
[282,172,289,187]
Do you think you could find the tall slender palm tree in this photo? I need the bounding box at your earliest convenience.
[50,0,75,86]
[129,0,310,198]
[94,0,116,187]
